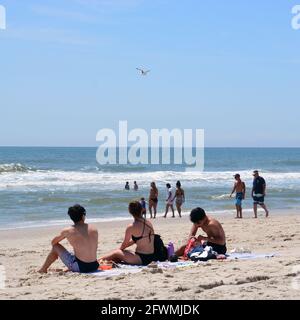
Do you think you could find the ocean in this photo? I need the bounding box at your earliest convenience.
[0,147,299,229]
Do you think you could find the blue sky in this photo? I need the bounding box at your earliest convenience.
[0,0,299,147]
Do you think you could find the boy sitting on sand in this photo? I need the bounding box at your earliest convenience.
[39,205,99,274]
[176,207,227,256]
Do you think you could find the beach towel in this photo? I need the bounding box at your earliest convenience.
[88,253,276,278]
[227,253,276,260]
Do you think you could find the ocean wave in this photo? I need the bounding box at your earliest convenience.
[0,163,33,174]
[211,194,231,200]
[1,169,300,191]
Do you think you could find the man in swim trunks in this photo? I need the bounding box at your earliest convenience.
[252,170,269,218]
[230,174,246,219]
[176,207,227,256]
[39,205,99,274]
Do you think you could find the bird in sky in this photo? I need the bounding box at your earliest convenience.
[136,68,151,76]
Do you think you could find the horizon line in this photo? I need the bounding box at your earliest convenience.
[0,145,299,149]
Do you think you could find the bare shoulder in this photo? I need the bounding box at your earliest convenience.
[125,223,134,232]
[145,219,154,228]
[210,218,222,227]
[88,224,98,233]
[61,226,74,236]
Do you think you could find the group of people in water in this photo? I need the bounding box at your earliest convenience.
[125,169,269,221]
[39,202,226,274]
[125,181,185,219]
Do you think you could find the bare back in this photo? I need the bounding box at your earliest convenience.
[131,219,155,254]
[200,218,226,246]
[65,223,98,263]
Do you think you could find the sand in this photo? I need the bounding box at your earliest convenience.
[0,210,300,300]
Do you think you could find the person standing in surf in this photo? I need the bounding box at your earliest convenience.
[164,183,175,218]
[149,182,158,219]
[230,174,246,219]
[174,181,185,218]
[125,182,130,190]
[252,170,269,218]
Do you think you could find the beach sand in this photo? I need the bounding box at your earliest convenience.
[0,211,300,300]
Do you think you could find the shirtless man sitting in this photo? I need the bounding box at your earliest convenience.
[39,205,99,273]
[176,207,227,256]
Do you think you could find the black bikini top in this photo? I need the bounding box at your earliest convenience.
[131,218,154,243]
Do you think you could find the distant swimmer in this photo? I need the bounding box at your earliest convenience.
[136,68,150,76]
[134,181,139,191]
[125,182,130,191]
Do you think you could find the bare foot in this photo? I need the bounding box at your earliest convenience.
[38,269,47,274]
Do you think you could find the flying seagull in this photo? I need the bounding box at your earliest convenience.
[136,68,150,76]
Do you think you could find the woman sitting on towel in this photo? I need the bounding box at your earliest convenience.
[99,201,157,266]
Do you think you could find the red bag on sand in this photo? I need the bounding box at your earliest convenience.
[183,238,196,260]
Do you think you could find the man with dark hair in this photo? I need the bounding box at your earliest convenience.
[176,207,227,256]
[39,205,99,273]
[252,170,269,218]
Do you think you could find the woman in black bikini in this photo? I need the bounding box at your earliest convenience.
[175,181,185,218]
[149,182,158,219]
[99,201,157,266]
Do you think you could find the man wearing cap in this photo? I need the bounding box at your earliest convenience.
[252,170,269,218]
[230,174,246,219]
